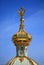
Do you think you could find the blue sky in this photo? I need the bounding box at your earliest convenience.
[0,0,44,65]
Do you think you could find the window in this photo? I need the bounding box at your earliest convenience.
[21,47,24,50]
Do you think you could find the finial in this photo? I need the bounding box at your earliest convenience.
[18,8,25,31]
[18,7,25,16]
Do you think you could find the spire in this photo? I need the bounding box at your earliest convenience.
[12,8,32,56]
[18,8,25,31]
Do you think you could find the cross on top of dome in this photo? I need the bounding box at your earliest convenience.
[18,7,25,16]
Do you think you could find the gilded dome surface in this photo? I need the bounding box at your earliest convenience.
[12,30,32,46]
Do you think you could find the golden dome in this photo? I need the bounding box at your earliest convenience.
[12,8,32,46]
[12,30,32,46]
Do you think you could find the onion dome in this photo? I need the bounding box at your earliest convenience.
[12,8,32,46]
[12,30,32,46]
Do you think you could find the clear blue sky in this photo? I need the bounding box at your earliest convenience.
[0,0,44,65]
